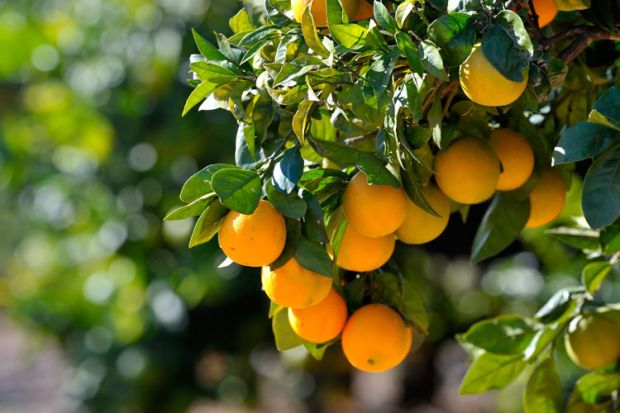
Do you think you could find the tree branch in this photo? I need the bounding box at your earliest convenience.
[541,25,620,63]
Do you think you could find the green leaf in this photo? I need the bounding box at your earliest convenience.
[581,261,612,295]
[371,273,429,334]
[589,86,620,131]
[272,309,303,351]
[293,99,316,144]
[180,164,235,203]
[460,352,527,394]
[553,122,619,165]
[400,166,440,217]
[304,341,332,360]
[273,146,304,194]
[523,358,562,413]
[164,194,216,221]
[301,7,331,58]
[294,239,333,277]
[355,152,400,188]
[582,145,620,229]
[189,201,229,248]
[229,8,255,34]
[302,191,329,244]
[191,28,229,63]
[401,279,429,334]
[481,22,530,83]
[395,32,424,75]
[211,168,262,214]
[555,0,591,11]
[329,23,368,49]
[182,81,220,116]
[458,315,536,355]
[427,12,476,67]
[190,62,238,82]
[266,181,307,219]
[601,219,620,253]
[495,10,533,55]
[270,219,303,270]
[418,40,447,80]
[535,286,585,324]
[364,47,400,97]
[546,226,601,251]
[471,193,530,262]
[373,2,397,33]
[309,137,364,165]
[568,372,620,408]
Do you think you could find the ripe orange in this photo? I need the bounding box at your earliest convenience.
[532,0,558,28]
[343,171,407,238]
[291,0,360,26]
[218,199,286,267]
[261,258,333,309]
[354,0,374,19]
[526,169,566,228]
[564,314,620,370]
[459,44,529,107]
[336,225,395,272]
[490,128,535,191]
[288,288,348,343]
[434,137,500,205]
[396,185,451,244]
[341,304,410,372]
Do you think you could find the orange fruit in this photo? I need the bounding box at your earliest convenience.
[526,169,566,228]
[288,288,348,343]
[354,0,374,19]
[218,200,286,267]
[343,172,407,238]
[261,258,332,309]
[490,128,535,191]
[291,0,360,26]
[341,304,410,372]
[532,0,558,27]
[336,225,394,272]
[459,44,528,107]
[396,185,451,244]
[434,137,500,205]
[564,314,620,370]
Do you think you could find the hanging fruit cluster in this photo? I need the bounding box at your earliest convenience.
[166,0,620,374]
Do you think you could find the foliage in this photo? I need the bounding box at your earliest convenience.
[175,0,620,408]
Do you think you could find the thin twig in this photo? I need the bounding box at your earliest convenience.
[540,24,620,63]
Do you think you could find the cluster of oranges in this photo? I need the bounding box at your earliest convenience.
[216,127,567,373]
[210,0,570,373]
[218,199,412,372]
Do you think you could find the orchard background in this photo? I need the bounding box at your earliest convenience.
[0,0,619,412]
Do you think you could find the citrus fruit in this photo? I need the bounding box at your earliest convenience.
[354,0,374,19]
[434,137,500,205]
[459,44,528,107]
[218,199,286,267]
[261,258,332,309]
[341,304,410,372]
[336,225,395,272]
[288,288,348,343]
[532,0,558,27]
[526,169,566,228]
[490,128,535,191]
[564,314,620,370]
[396,185,451,244]
[343,171,407,238]
[292,0,360,26]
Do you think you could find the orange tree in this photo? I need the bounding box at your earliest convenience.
[168,0,620,409]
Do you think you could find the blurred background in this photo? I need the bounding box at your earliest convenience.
[0,0,619,412]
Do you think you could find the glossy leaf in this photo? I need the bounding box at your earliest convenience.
[553,122,619,165]
[460,352,527,394]
[211,168,262,214]
[471,193,530,262]
[188,201,229,248]
[523,358,562,413]
[295,239,333,277]
[459,315,536,355]
[427,12,476,67]
[581,261,612,295]
[273,146,304,194]
[582,145,620,228]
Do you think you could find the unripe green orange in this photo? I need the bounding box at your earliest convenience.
[564,314,620,370]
